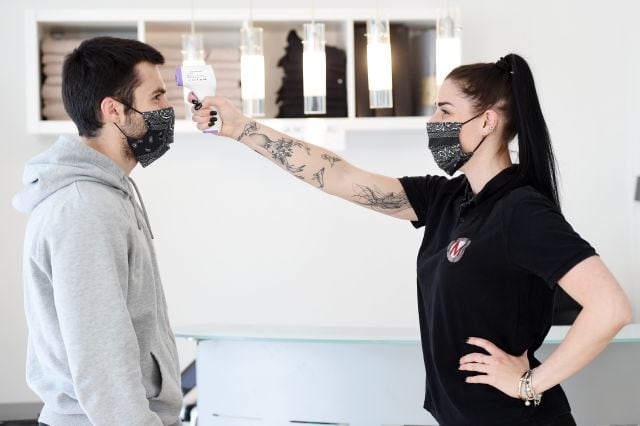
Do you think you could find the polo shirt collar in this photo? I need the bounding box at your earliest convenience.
[461,165,522,209]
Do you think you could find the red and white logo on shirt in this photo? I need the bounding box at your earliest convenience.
[447,237,471,263]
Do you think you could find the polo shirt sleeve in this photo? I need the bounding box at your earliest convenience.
[398,175,449,229]
[506,192,598,289]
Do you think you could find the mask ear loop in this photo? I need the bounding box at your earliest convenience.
[112,97,149,140]
[113,114,146,142]
[471,135,488,153]
[112,97,144,115]
[460,111,489,154]
[113,122,127,138]
[461,111,485,125]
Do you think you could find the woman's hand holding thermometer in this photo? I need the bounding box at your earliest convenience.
[175,65,223,134]
[186,93,251,141]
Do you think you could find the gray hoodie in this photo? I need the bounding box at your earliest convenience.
[13,135,183,426]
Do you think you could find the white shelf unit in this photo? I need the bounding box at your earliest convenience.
[26,8,441,135]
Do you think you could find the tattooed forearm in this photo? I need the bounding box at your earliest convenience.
[247,133,312,174]
[237,121,259,141]
[312,167,325,188]
[235,121,347,194]
[351,184,410,211]
[321,153,342,167]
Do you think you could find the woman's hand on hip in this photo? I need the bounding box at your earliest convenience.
[459,337,529,399]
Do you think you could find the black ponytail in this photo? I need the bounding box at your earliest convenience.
[447,54,561,210]
[506,54,560,209]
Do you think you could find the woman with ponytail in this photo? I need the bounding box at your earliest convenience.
[190,53,631,425]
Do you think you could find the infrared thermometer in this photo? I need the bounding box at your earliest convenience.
[175,65,222,134]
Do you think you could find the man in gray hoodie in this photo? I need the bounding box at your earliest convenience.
[13,37,192,425]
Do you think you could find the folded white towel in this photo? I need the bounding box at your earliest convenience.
[42,102,70,120]
[146,32,239,48]
[43,63,63,76]
[209,62,241,72]
[42,83,62,101]
[44,75,63,85]
[41,37,82,55]
[42,54,67,65]
[214,79,240,89]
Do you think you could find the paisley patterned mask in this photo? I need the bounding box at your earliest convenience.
[427,112,486,176]
[115,105,175,168]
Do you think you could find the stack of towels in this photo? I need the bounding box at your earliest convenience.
[40,36,242,121]
[40,37,82,120]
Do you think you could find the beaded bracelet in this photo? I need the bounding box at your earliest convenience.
[518,369,543,406]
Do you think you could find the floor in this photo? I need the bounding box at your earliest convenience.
[0,402,42,424]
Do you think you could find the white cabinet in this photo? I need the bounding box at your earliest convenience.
[175,324,640,426]
[26,8,442,136]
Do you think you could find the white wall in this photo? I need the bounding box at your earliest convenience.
[1,0,638,405]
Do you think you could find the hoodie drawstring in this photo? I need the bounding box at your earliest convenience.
[126,177,155,240]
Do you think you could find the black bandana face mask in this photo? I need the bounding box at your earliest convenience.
[426,112,487,176]
[114,105,175,168]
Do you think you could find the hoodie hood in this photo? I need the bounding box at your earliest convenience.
[13,135,129,214]
[13,135,154,238]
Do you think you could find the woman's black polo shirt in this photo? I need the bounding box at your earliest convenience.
[398,166,597,426]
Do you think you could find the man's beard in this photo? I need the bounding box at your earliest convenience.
[120,136,135,161]
[120,112,147,161]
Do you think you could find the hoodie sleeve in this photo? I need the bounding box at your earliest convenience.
[49,190,163,426]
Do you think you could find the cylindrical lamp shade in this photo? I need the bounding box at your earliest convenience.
[366,18,393,109]
[435,10,462,87]
[240,25,265,117]
[181,33,206,65]
[302,22,326,115]
[181,34,206,120]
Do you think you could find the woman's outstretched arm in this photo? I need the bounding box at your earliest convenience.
[191,95,418,221]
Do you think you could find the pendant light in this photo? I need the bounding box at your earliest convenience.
[366,2,393,108]
[303,0,327,115]
[240,0,265,117]
[180,0,205,119]
[181,0,205,67]
[435,6,462,87]
[181,34,205,67]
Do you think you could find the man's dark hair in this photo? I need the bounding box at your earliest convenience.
[61,36,164,137]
